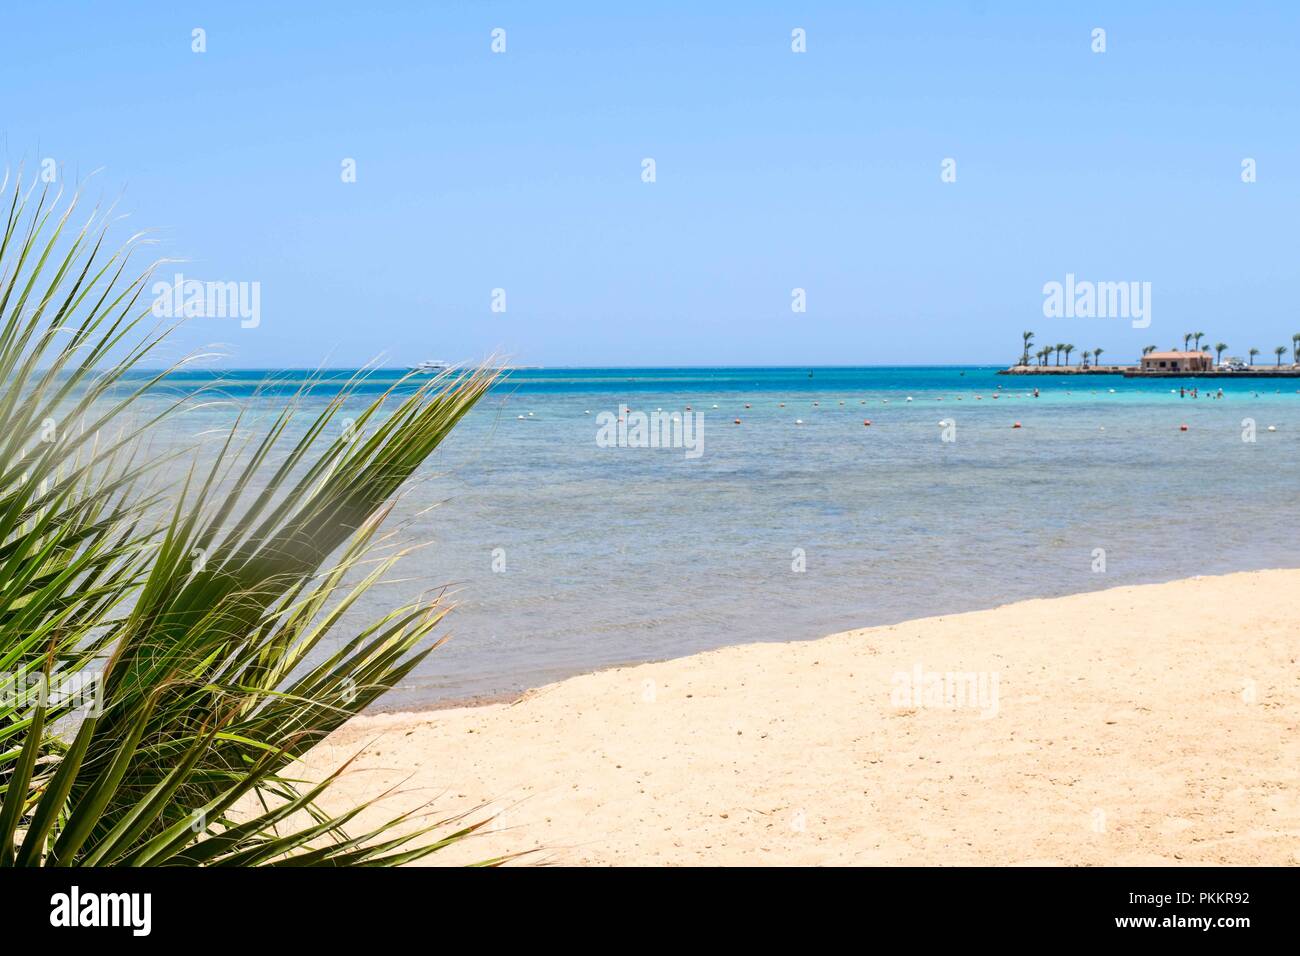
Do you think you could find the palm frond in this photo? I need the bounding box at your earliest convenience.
[0,174,498,866]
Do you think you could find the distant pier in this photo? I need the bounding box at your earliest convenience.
[999,365,1300,378]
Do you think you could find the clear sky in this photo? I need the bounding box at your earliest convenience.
[4,2,1299,368]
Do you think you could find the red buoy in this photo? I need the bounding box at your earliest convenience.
[1012,422,1022,429]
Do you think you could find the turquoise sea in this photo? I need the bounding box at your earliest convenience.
[136,366,1300,708]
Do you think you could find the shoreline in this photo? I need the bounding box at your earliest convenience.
[375,564,1300,717]
[305,570,1300,865]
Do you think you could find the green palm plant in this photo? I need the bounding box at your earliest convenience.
[1193,331,1205,352]
[1182,332,1193,352]
[1142,345,1157,357]
[1063,344,1074,366]
[1081,350,1092,368]
[0,178,499,866]
[1249,347,1259,365]
[1054,343,1065,366]
[1093,347,1104,367]
[1274,345,1287,366]
[1215,342,1228,366]
[1020,331,1034,366]
[1291,333,1299,364]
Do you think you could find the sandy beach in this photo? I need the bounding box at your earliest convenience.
[304,570,1300,866]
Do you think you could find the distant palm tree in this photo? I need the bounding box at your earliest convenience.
[1142,345,1157,357]
[1215,342,1228,365]
[1038,348,1049,367]
[1249,347,1260,366]
[1063,344,1075,366]
[1183,332,1193,351]
[1055,343,1066,366]
[1275,346,1287,366]
[1082,350,1092,368]
[1193,331,1205,352]
[1292,332,1300,364]
[1021,331,1035,366]
[1094,347,1104,367]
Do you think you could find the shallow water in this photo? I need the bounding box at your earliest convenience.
[129,366,1300,707]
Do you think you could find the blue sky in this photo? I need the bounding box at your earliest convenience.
[3,1,1299,368]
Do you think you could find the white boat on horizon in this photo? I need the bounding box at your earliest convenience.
[410,359,449,373]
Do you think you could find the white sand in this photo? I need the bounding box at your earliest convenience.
[304,570,1300,865]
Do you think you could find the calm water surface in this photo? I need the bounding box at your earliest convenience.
[131,366,1300,707]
